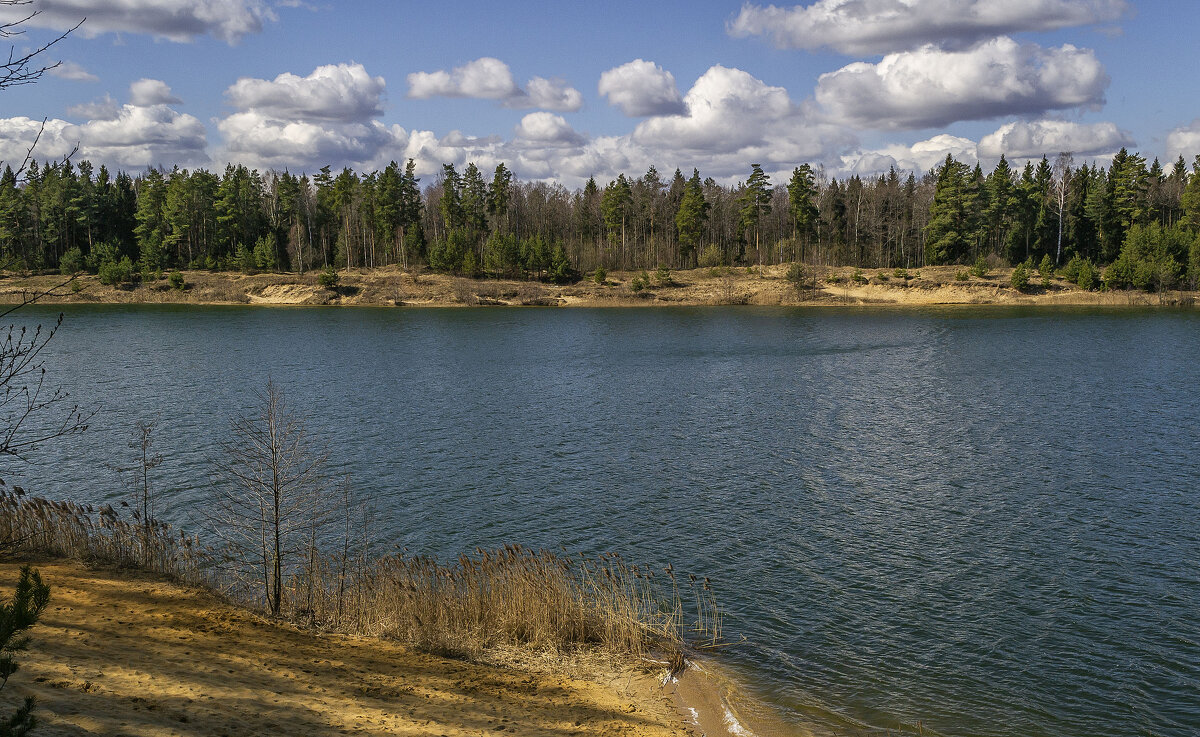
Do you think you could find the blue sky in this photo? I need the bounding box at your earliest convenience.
[1,0,1198,186]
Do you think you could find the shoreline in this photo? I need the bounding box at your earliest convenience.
[1,265,1194,310]
[1,559,719,737]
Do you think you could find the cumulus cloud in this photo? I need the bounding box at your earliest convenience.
[816,37,1108,129]
[0,87,207,171]
[635,65,792,150]
[407,57,582,111]
[48,61,98,82]
[1167,121,1200,164]
[216,63,401,170]
[598,59,685,117]
[226,63,385,123]
[842,134,978,175]
[622,65,855,183]
[978,119,1133,159]
[130,79,182,107]
[0,0,276,44]
[408,57,518,100]
[513,113,584,147]
[506,77,584,113]
[729,0,1128,55]
[216,113,405,171]
[67,94,120,121]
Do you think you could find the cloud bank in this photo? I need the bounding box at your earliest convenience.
[729,0,1128,54]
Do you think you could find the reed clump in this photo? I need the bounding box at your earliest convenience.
[0,489,721,661]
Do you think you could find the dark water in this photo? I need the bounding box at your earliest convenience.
[13,304,1200,737]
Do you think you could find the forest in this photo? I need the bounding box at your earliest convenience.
[2,148,1200,291]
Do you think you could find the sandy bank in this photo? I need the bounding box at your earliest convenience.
[0,265,1193,309]
[0,561,698,737]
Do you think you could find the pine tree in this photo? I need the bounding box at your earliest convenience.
[924,155,972,265]
[737,164,772,265]
[787,165,819,263]
[0,565,51,737]
[675,169,708,266]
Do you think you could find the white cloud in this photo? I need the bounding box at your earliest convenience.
[129,78,182,107]
[514,113,584,147]
[842,134,978,175]
[48,61,98,82]
[225,63,385,123]
[729,0,1128,55]
[978,120,1133,159]
[508,77,583,113]
[216,112,405,171]
[635,65,792,150]
[1166,121,1200,164]
[0,0,276,44]
[67,94,120,121]
[815,37,1108,129]
[598,59,685,117]
[0,118,78,168]
[407,57,582,111]
[408,57,518,100]
[0,95,207,172]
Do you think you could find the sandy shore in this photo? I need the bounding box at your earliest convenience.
[0,561,703,737]
[1,265,1193,309]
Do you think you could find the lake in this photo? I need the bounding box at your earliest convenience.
[13,304,1200,737]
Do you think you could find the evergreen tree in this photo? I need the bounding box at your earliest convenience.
[737,163,772,265]
[675,169,708,266]
[786,164,819,263]
[924,155,972,265]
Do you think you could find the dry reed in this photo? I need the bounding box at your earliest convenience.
[0,489,720,661]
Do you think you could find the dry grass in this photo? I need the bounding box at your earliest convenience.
[0,489,719,664]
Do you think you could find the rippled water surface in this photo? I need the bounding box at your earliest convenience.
[16,304,1200,737]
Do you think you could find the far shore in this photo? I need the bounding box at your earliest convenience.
[0,264,1194,310]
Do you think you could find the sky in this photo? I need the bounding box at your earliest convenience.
[1,0,1199,188]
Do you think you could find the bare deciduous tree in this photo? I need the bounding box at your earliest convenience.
[0,314,90,462]
[1,0,83,178]
[209,381,329,616]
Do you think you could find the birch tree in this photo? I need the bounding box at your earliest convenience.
[210,381,329,616]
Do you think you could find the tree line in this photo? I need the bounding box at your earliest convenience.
[2,149,1200,289]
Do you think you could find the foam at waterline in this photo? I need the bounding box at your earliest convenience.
[669,655,814,737]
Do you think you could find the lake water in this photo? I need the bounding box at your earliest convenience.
[13,304,1200,737]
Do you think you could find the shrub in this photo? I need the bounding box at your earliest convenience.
[1077,260,1096,291]
[168,270,186,290]
[318,266,339,290]
[969,255,990,278]
[630,270,651,293]
[826,272,844,285]
[0,565,51,735]
[1062,255,1085,283]
[593,267,607,285]
[546,245,577,284]
[955,269,969,281]
[1039,254,1054,280]
[655,265,672,286]
[98,256,136,286]
[893,268,910,280]
[785,262,808,292]
[698,244,724,268]
[876,272,889,282]
[851,268,866,284]
[1011,262,1030,291]
[59,247,84,275]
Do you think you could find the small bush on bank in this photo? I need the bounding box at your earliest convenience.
[318,266,339,290]
[1011,263,1030,291]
